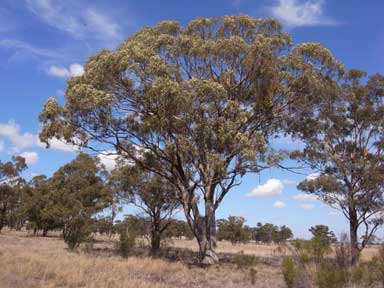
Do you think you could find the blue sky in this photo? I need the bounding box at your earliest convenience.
[0,0,383,239]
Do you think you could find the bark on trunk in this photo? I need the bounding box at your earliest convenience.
[349,218,360,266]
[0,205,7,232]
[194,201,219,265]
[150,212,162,253]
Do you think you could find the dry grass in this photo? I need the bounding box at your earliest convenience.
[0,231,285,288]
[171,239,379,261]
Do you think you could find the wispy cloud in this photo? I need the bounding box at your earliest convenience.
[292,193,318,202]
[25,0,122,43]
[268,0,339,27]
[299,203,315,210]
[0,38,62,60]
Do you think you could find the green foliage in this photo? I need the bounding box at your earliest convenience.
[63,216,93,250]
[109,164,180,251]
[316,261,348,288]
[234,251,258,285]
[116,223,137,258]
[309,225,336,244]
[234,251,258,269]
[252,222,293,244]
[291,237,332,264]
[217,216,251,244]
[39,15,342,263]
[164,219,194,240]
[281,257,297,288]
[295,70,384,264]
[0,156,27,231]
[48,153,110,248]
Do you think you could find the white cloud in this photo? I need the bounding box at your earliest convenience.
[0,121,36,151]
[306,172,320,181]
[246,178,283,198]
[19,151,39,165]
[273,201,286,209]
[0,140,4,152]
[299,203,315,210]
[38,138,79,153]
[25,0,122,43]
[97,151,120,171]
[269,0,339,27]
[292,193,318,202]
[0,120,79,153]
[48,63,84,78]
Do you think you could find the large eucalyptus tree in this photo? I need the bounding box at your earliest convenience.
[39,16,342,263]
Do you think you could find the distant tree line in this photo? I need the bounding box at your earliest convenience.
[217,216,293,244]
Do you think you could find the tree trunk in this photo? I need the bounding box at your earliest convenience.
[150,212,162,253]
[349,218,360,265]
[0,205,7,232]
[194,201,219,265]
[151,229,161,252]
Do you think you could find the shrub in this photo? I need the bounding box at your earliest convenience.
[316,261,348,288]
[233,251,258,285]
[335,242,352,269]
[309,236,332,263]
[63,216,91,250]
[117,227,136,258]
[234,251,258,269]
[282,257,297,288]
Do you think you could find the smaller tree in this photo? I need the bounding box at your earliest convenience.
[217,216,251,244]
[276,225,294,243]
[49,153,110,249]
[164,219,194,240]
[309,225,337,244]
[23,175,61,236]
[309,225,336,262]
[0,156,26,232]
[294,70,384,265]
[110,164,180,252]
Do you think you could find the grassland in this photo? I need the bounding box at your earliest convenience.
[0,230,380,288]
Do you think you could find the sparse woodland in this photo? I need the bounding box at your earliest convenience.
[1,16,384,287]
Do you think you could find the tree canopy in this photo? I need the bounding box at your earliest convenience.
[295,70,384,264]
[39,15,343,263]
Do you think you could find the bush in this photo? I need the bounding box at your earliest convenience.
[234,251,258,269]
[310,236,332,263]
[282,257,297,288]
[63,216,91,250]
[233,251,258,285]
[316,261,348,288]
[117,227,136,258]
